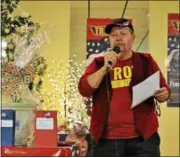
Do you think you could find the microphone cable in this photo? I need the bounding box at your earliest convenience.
[89,47,121,156]
[105,71,119,157]
[105,46,121,156]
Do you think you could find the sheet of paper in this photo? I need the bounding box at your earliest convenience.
[1,120,13,127]
[36,118,54,130]
[131,71,160,108]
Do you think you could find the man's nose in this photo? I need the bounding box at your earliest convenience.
[115,35,123,40]
[115,37,122,42]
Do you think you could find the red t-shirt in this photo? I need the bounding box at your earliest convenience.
[104,57,139,139]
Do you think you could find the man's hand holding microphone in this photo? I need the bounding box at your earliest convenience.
[101,46,120,73]
[87,46,120,89]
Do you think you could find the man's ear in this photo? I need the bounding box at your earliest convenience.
[132,33,135,41]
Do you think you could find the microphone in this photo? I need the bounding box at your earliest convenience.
[113,46,120,54]
[107,46,120,68]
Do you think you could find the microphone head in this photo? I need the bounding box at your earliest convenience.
[113,46,120,54]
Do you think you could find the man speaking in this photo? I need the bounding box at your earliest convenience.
[78,18,171,156]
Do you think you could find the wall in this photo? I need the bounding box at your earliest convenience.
[149,1,179,156]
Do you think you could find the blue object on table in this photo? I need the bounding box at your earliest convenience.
[58,133,68,141]
[1,110,16,146]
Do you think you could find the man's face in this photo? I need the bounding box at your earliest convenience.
[109,26,135,53]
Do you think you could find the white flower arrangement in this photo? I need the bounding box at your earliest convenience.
[1,0,48,103]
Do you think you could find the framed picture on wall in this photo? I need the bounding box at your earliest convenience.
[167,13,180,107]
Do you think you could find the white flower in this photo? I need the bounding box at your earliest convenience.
[8,14,13,18]
[2,50,7,58]
[11,1,17,5]
[5,28,10,33]
[21,12,29,18]
[16,25,29,34]
[2,3,7,8]
[10,17,14,21]
[2,40,7,48]
[22,25,29,32]
[5,36,12,43]
[8,52,14,59]
[11,33,19,43]
[7,43,14,49]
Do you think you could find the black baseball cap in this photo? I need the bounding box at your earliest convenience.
[105,18,134,34]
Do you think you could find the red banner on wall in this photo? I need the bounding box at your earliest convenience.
[168,14,179,36]
[167,13,180,106]
[87,18,112,40]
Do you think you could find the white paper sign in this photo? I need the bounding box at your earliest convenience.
[36,118,54,130]
[131,71,160,108]
[1,120,13,127]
